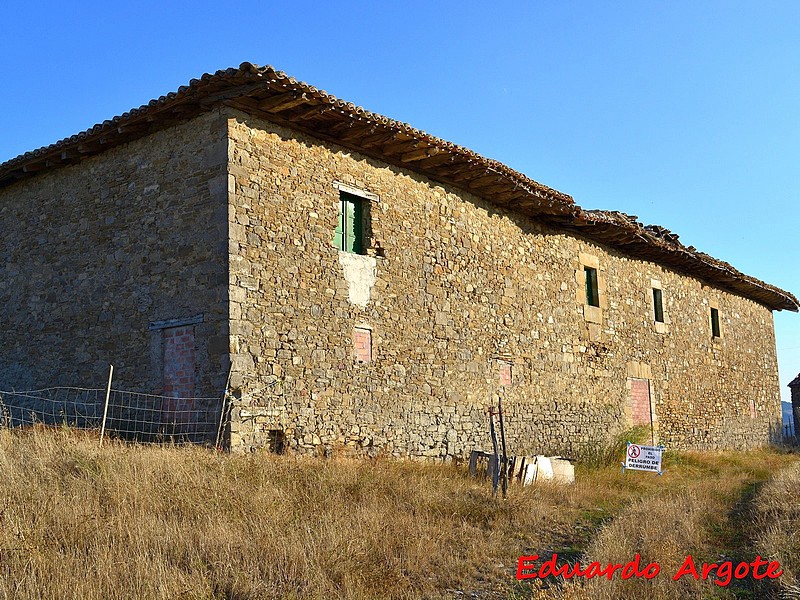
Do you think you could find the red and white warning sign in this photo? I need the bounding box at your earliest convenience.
[624,443,664,474]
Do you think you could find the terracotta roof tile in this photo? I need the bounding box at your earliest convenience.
[0,62,796,312]
[557,210,798,311]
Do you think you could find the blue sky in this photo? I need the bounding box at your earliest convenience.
[2,1,798,401]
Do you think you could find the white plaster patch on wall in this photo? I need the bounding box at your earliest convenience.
[338,252,377,308]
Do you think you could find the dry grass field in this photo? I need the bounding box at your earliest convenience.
[0,426,796,599]
[752,462,800,599]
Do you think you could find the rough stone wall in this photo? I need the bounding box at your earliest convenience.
[2,105,777,455]
[0,110,230,403]
[790,379,800,438]
[225,110,781,458]
[600,259,781,450]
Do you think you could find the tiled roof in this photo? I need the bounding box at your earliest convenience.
[0,63,574,216]
[557,210,798,312]
[0,62,797,312]
[790,374,800,388]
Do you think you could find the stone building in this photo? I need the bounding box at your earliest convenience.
[789,375,800,438]
[0,63,797,456]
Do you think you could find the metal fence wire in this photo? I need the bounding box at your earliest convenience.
[0,386,221,445]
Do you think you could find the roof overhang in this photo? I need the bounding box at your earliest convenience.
[0,62,797,312]
[0,62,575,218]
[550,210,798,312]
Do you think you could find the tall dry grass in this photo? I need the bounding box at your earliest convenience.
[0,427,570,600]
[0,427,796,599]
[524,450,799,600]
[753,462,800,599]
[549,490,726,599]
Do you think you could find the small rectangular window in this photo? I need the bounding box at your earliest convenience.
[334,191,366,254]
[653,288,664,323]
[710,307,721,338]
[584,266,599,307]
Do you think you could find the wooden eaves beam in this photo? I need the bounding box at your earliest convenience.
[198,82,266,106]
[470,173,506,188]
[359,131,399,149]
[447,167,491,184]
[400,147,442,163]
[339,124,376,143]
[290,104,333,120]
[258,92,309,112]
[382,138,423,155]
[22,162,46,173]
[416,152,456,168]
[326,119,363,136]
[434,161,476,180]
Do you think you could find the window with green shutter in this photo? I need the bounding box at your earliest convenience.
[334,191,366,254]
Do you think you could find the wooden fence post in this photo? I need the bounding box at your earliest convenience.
[99,364,113,447]
[215,363,234,450]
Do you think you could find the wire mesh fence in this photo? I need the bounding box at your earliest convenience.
[0,386,222,445]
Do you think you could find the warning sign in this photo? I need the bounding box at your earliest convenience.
[624,443,664,474]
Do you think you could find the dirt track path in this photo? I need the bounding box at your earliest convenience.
[515,454,800,600]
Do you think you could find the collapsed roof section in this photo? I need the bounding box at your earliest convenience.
[558,210,798,312]
[0,62,796,312]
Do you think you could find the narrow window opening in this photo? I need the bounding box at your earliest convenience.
[584,266,599,307]
[710,307,721,338]
[653,288,664,323]
[334,191,368,254]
